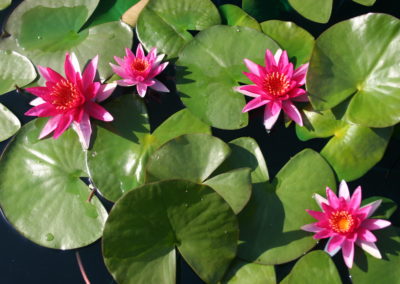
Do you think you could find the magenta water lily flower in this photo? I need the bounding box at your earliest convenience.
[235,49,309,130]
[110,44,169,97]
[302,181,391,268]
[25,53,116,149]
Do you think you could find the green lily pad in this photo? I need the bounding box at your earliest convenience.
[136,0,220,59]
[0,119,107,249]
[222,259,276,284]
[361,196,397,219]
[219,4,261,31]
[84,0,140,28]
[280,251,341,284]
[296,106,392,181]
[0,50,36,95]
[242,0,292,22]
[87,95,211,202]
[288,0,332,23]
[103,180,238,284]
[261,20,314,67]
[176,25,279,130]
[238,149,336,265]
[0,103,20,142]
[308,13,400,127]
[351,227,400,284]
[0,0,132,82]
[352,0,376,6]
[0,0,11,10]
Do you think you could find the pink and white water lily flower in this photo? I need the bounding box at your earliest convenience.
[25,53,116,149]
[301,181,391,268]
[235,49,308,130]
[110,44,169,97]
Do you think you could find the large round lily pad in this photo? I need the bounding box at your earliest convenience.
[0,0,132,82]
[222,259,276,284]
[280,251,341,284]
[103,180,238,284]
[0,119,107,249]
[308,13,400,127]
[136,0,220,59]
[87,95,211,202]
[296,106,392,181]
[0,103,20,142]
[219,4,261,31]
[238,149,336,265]
[288,0,332,23]
[176,25,279,129]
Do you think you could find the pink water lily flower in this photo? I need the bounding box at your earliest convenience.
[110,44,169,97]
[235,49,309,130]
[25,53,116,149]
[301,181,391,268]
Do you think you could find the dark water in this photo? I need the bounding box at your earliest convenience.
[0,0,399,283]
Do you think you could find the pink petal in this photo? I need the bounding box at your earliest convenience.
[73,113,92,149]
[263,102,281,130]
[114,56,126,67]
[291,94,309,102]
[326,235,346,253]
[356,240,382,259]
[339,180,350,200]
[53,114,74,139]
[264,49,276,72]
[358,228,377,242]
[293,63,309,85]
[86,102,113,122]
[25,103,58,117]
[64,53,80,83]
[361,219,391,230]
[349,186,362,211]
[314,229,333,239]
[326,187,339,208]
[244,59,263,77]
[282,100,303,126]
[342,239,355,268]
[96,83,117,102]
[110,63,131,79]
[148,62,168,78]
[242,97,269,113]
[243,72,263,86]
[136,44,145,59]
[136,83,147,98]
[116,79,137,87]
[361,199,382,218]
[306,209,327,221]
[149,79,169,93]
[39,115,62,139]
[273,49,282,65]
[355,205,372,220]
[155,54,165,64]
[324,237,341,257]
[30,97,45,106]
[25,86,51,100]
[37,66,63,83]
[301,223,322,232]
[125,47,136,60]
[313,193,328,209]
[147,47,157,62]
[278,50,289,70]
[82,55,98,89]
[234,85,263,97]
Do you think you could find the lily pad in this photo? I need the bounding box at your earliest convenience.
[0,119,107,249]
[351,227,400,284]
[136,0,220,59]
[0,103,20,142]
[0,0,11,10]
[242,0,291,22]
[308,13,400,127]
[222,259,276,284]
[219,4,261,31]
[280,251,341,284]
[288,0,332,23]
[353,0,376,6]
[261,20,314,67]
[296,106,392,181]
[0,0,132,82]
[87,95,211,202]
[238,149,336,265]
[103,180,238,284]
[361,196,397,219]
[176,25,279,129]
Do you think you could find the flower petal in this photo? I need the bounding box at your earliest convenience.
[110,63,131,79]
[292,63,309,85]
[234,85,263,97]
[361,219,391,230]
[263,102,281,130]
[326,234,346,253]
[86,102,113,122]
[25,103,58,117]
[53,114,74,139]
[25,86,51,100]
[362,199,382,218]
[342,239,355,268]
[64,52,80,83]
[265,49,276,71]
[242,97,269,113]
[30,97,46,106]
[273,49,282,65]
[313,193,329,209]
[116,79,137,87]
[301,223,322,233]
[349,186,362,211]
[136,83,148,98]
[306,209,327,221]
[244,59,263,77]
[149,79,169,93]
[136,43,145,59]
[358,228,377,242]
[96,83,117,102]
[82,55,98,89]
[356,240,382,259]
[72,113,92,149]
[326,187,340,208]
[339,180,350,200]
[148,62,168,78]
[282,100,303,126]
[314,229,333,239]
[278,50,289,70]
[38,115,62,139]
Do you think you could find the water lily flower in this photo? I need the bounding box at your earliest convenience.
[25,53,116,149]
[110,44,169,97]
[301,181,391,268]
[235,49,308,130]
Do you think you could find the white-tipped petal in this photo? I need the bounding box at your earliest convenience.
[30,97,45,106]
[274,49,283,64]
[362,199,382,218]
[357,240,382,259]
[339,180,350,200]
[313,193,329,209]
[324,237,341,257]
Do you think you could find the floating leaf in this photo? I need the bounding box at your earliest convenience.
[351,227,400,284]
[296,106,392,181]
[308,14,400,127]
[0,0,11,10]
[0,103,20,142]
[103,180,238,284]
[288,0,332,23]
[0,0,132,82]
[361,196,397,219]
[87,95,210,202]
[222,259,276,284]
[176,25,279,129]
[242,0,291,22]
[261,20,314,67]
[136,0,220,59]
[280,251,341,284]
[0,119,107,249]
[238,149,336,265]
[219,4,261,31]
[352,0,376,6]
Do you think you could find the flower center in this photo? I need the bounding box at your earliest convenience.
[50,80,84,110]
[329,211,355,234]
[263,72,291,97]
[131,59,149,73]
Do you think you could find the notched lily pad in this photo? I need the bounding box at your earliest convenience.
[219,4,261,31]
[222,259,276,284]
[0,103,20,142]
[288,0,332,23]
